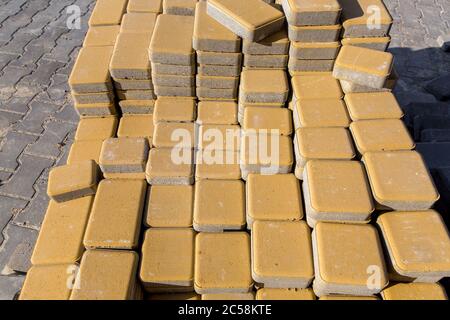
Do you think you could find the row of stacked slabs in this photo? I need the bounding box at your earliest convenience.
[20,0,150,300]
[149,13,196,98]
[199,0,310,300]
[337,0,396,93]
[282,0,342,74]
[242,1,290,71]
[141,1,198,300]
[331,42,450,295]
[193,1,242,101]
[111,4,160,121]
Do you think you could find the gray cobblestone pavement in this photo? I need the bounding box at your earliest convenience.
[0,0,449,299]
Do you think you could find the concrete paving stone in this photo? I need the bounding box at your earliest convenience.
[0,0,49,43]
[35,73,70,105]
[0,275,24,300]
[0,196,28,245]
[12,187,50,230]
[416,142,450,170]
[0,224,38,274]
[13,100,59,135]
[25,120,77,159]
[0,154,54,200]
[0,131,38,172]
[0,96,34,114]
[7,45,47,69]
[421,129,450,143]
[18,59,65,92]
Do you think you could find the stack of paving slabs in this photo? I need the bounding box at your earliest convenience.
[242,24,290,70]
[70,0,130,116]
[20,161,98,300]
[193,1,242,101]
[69,46,116,118]
[206,0,285,42]
[239,69,293,179]
[282,0,342,73]
[333,45,395,94]
[339,0,393,53]
[147,97,196,185]
[110,12,157,115]
[149,14,196,98]
[291,72,352,180]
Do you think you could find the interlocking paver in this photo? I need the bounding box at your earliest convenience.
[0,131,38,172]
[0,154,54,200]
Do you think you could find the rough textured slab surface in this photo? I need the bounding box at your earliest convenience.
[30,196,93,265]
[195,232,253,294]
[149,14,195,65]
[293,99,350,128]
[312,222,388,297]
[350,119,414,154]
[70,250,138,300]
[83,179,146,250]
[89,0,128,26]
[127,0,163,13]
[83,26,120,47]
[344,92,403,121]
[99,137,149,173]
[120,13,158,33]
[377,210,450,282]
[252,221,314,288]
[292,73,343,100]
[140,228,195,291]
[333,45,394,89]
[196,101,238,125]
[74,116,118,141]
[303,160,374,225]
[19,264,73,300]
[146,148,194,185]
[246,174,303,228]
[110,32,153,80]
